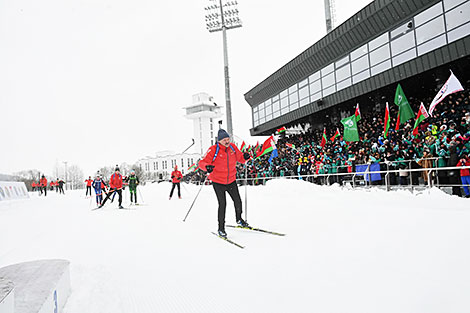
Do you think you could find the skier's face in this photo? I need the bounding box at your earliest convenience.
[219,137,230,147]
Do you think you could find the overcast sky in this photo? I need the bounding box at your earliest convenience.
[0,0,373,176]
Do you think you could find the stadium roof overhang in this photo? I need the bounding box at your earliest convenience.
[244,0,470,136]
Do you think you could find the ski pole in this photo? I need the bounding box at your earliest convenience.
[183,177,207,222]
[137,187,145,204]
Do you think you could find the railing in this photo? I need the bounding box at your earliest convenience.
[234,164,470,193]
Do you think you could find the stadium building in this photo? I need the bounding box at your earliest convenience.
[245,0,470,136]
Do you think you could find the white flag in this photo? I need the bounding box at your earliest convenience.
[428,71,464,116]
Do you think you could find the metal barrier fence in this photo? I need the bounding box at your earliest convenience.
[235,164,470,193]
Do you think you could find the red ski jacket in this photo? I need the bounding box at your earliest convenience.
[40,178,47,187]
[85,179,93,187]
[199,143,246,185]
[109,173,123,189]
[171,170,183,183]
[457,159,470,176]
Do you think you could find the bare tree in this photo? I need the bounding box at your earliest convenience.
[13,169,41,191]
[67,164,84,189]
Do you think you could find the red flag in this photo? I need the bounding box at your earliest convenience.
[384,102,391,138]
[320,128,327,148]
[240,141,246,152]
[413,103,429,136]
[355,103,361,121]
[330,128,340,142]
[395,112,400,131]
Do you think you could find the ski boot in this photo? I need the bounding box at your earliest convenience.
[218,229,227,238]
[237,219,249,228]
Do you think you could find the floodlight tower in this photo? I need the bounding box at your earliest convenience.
[324,0,337,33]
[204,0,242,137]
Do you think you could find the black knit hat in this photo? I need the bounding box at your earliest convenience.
[217,129,230,141]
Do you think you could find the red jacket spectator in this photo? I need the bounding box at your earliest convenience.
[457,158,470,176]
[171,167,183,183]
[85,178,93,186]
[109,172,123,189]
[199,142,246,184]
[40,177,47,187]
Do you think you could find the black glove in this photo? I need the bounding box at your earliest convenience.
[243,152,251,160]
[206,165,215,173]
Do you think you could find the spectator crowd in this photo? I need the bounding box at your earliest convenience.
[186,88,470,197]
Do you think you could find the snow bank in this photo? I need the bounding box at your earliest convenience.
[0,180,469,313]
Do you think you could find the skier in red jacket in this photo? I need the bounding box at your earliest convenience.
[39,175,48,196]
[85,176,93,197]
[199,129,251,238]
[169,165,183,200]
[99,167,123,208]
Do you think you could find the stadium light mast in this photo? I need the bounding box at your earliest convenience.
[204,0,242,136]
[324,0,337,33]
[63,161,68,190]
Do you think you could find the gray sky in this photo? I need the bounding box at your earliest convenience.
[0,0,372,176]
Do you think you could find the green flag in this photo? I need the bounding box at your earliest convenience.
[341,115,359,142]
[394,84,414,124]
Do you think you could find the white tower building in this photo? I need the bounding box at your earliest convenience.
[184,93,223,155]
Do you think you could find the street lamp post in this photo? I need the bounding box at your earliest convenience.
[204,0,242,136]
[63,161,68,190]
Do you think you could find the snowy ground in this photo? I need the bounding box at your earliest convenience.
[1,180,469,313]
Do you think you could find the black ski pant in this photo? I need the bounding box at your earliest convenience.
[101,188,122,206]
[59,186,65,194]
[130,187,137,203]
[41,186,47,196]
[170,183,181,198]
[86,186,92,196]
[212,181,243,231]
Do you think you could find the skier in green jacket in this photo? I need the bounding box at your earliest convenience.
[126,170,140,205]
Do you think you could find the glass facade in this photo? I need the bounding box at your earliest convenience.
[252,0,470,127]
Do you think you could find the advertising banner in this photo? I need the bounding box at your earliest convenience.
[0,181,29,201]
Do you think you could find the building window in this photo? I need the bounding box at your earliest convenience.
[351,55,369,75]
[391,28,416,56]
[368,33,389,51]
[445,1,470,31]
[369,44,390,67]
[350,43,367,61]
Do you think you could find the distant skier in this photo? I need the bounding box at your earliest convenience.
[126,170,140,204]
[99,167,123,209]
[85,176,93,197]
[92,175,105,206]
[198,129,251,238]
[57,178,65,194]
[39,175,48,196]
[169,165,183,200]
